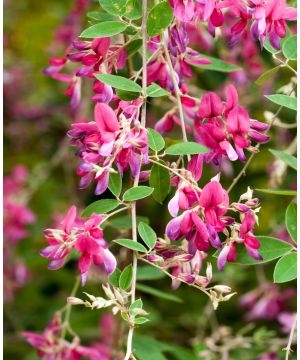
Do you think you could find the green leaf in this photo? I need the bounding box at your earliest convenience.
[137,265,165,281]
[282,35,297,60]
[125,38,143,58]
[116,89,141,100]
[130,298,143,311]
[190,55,241,72]
[138,222,157,249]
[108,172,122,197]
[108,215,149,229]
[114,239,147,253]
[150,161,170,204]
[234,236,293,265]
[81,199,119,217]
[108,268,121,287]
[148,128,165,152]
[119,265,133,290]
[147,1,173,37]
[123,186,154,201]
[146,83,170,97]
[269,149,297,170]
[124,0,142,20]
[165,141,210,155]
[265,94,297,111]
[87,11,117,21]
[274,253,297,283]
[256,189,297,196]
[80,21,127,38]
[136,283,182,303]
[286,202,297,243]
[133,335,170,360]
[134,317,149,324]
[95,74,142,93]
[99,0,127,16]
[255,66,281,86]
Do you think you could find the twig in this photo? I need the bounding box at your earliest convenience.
[284,314,297,360]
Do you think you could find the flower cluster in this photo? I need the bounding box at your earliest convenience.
[68,102,148,194]
[23,312,115,359]
[240,282,296,333]
[195,85,270,163]
[4,165,35,301]
[40,205,116,285]
[163,156,261,271]
[169,0,297,50]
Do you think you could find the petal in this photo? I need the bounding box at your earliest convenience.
[103,248,117,275]
[61,205,77,234]
[94,103,120,133]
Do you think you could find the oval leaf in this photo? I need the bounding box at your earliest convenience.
[87,12,118,21]
[124,0,142,20]
[274,253,297,283]
[265,94,297,111]
[137,265,165,281]
[255,66,281,86]
[138,222,157,249]
[125,38,143,58]
[116,89,141,101]
[95,74,142,93]
[108,172,122,197]
[108,268,121,287]
[99,0,127,16]
[165,141,210,155]
[80,21,127,38]
[282,35,297,60]
[123,186,154,202]
[146,83,170,97]
[82,199,119,217]
[119,264,133,290]
[148,128,165,152]
[147,1,173,37]
[286,202,297,243]
[234,236,293,265]
[114,239,147,253]
[149,161,170,204]
[269,149,297,170]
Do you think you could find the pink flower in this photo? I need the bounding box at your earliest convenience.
[169,0,195,22]
[199,181,229,231]
[239,211,262,261]
[249,0,297,49]
[40,206,116,285]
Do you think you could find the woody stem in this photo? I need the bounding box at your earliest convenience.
[124,1,147,358]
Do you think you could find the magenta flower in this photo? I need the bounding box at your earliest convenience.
[169,0,195,22]
[249,0,297,49]
[195,85,269,163]
[239,211,262,260]
[41,206,116,285]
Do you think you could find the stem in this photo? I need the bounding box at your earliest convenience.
[61,276,80,340]
[284,314,297,360]
[138,257,211,298]
[124,3,147,359]
[162,31,190,161]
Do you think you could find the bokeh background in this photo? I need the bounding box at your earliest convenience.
[4,0,297,359]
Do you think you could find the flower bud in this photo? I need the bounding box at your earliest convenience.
[67,297,85,305]
[213,285,232,293]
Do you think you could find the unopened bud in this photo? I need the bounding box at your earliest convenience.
[222,292,237,301]
[206,263,212,282]
[213,285,232,293]
[67,297,85,305]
